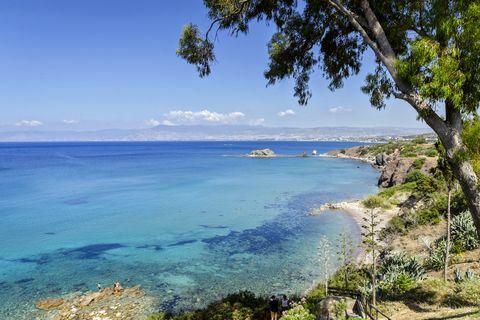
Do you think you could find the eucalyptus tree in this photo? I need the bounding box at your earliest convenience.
[177,0,480,236]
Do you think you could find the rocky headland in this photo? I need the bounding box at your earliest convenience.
[325,140,438,187]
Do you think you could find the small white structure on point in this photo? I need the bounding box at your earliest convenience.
[312,150,318,156]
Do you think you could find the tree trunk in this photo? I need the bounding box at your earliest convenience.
[443,188,451,282]
[436,129,480,239]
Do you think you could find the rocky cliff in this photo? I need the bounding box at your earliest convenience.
[326,141,438,187]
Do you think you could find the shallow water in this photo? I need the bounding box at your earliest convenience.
[0,141,378,318]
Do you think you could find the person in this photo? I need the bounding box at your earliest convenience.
[269,295,279,320]
[280,294,290,313]
[113,282,123,293]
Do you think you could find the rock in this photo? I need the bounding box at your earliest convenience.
[378,158,414,187]
[248,149,276,157]
[375,152,388,166]
[35,298,65,310]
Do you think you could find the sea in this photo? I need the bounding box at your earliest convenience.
[0,141,379,318]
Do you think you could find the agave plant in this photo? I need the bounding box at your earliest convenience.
[425,239,448,271]
[380,252,425,281]
[451,211,480,251]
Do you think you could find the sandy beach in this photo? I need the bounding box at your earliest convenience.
[309,199,399,264]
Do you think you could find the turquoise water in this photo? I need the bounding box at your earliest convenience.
[0,141,378,318]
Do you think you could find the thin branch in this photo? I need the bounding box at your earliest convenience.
[205,0,250,41]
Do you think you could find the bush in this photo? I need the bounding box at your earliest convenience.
[413,208,442,225]
[281,305,315,320]
[386,216,407,234]
[425,239,448,271]
[405,278,455,304]
[362,195,391,210]
[451,211,479,251]
[412,136,427,144]
[445,278,480,307]
[405,169,426,183]
[146,313,170,320]
[424,148,438,157]
[328,265,370,290]
[412,157,426,169]
[332,300,347,320]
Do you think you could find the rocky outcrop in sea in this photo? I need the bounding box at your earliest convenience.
[248,149,276,157]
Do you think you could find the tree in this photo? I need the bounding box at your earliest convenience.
[336,231,355,289]
[178,0,480,237]
[318,235,333,296]
[362,197,384,306]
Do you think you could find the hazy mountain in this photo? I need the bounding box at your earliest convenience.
[0,125,432,142]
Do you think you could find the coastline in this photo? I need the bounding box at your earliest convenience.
[309,151,397,266]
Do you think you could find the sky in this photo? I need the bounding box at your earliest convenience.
[0,0,428,131]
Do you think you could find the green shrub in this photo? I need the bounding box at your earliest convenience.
[451,211,480,251]
[424,148,438,157]
[281,305,315,320]
[362,195,391,210]
[413,208,442,225]
[405,169,426,183]
[385,216,407,235]
[359,148,368,156]
[425,239,448,271]
[445,278,480,307]
[406,278,455,304]
[328,265,370,290]
[379,253,424,299]
[146,313,170,320]
[414,175,442,198]
[332,300,347,320]
[412,157,426,169]
[412,136,427,144]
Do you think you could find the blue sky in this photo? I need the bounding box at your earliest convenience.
[0,0,426,130]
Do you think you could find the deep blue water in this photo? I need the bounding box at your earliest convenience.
[0,141,378,318]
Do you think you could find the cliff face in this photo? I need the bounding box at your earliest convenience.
[378,155,437,187]
[326,142,438,187]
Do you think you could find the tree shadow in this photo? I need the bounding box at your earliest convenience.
[404,301,432,313]
[425,310,480,320]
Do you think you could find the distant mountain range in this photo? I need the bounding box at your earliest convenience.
[0,125,433,142]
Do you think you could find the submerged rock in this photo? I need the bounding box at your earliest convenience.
[248,149,276,158]
[34,285,153,320]
[35,298,65,310]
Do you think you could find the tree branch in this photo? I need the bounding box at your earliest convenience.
[205,0,250,41]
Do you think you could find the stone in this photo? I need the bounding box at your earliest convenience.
[248,149,276,157]
[35,298,65,310]
[375,152,388,166]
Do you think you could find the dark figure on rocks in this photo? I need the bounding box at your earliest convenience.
[269,295,279,320]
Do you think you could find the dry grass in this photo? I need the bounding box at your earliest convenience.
[383,301,480,320]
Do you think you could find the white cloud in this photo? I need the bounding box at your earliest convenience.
[277,109,296,117]
[144,118,161,127]
[164,109,246,125]
[329,106,352,113]
[15,120,43,127]
[146,109,264,127]
[62,119,79,124]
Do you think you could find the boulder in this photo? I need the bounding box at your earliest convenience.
[378,158,415,187]
[248,149,276,157]
[375,153,388,166]
[35,298,65,310]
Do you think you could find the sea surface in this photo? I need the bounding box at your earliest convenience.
[0,141,378,318]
